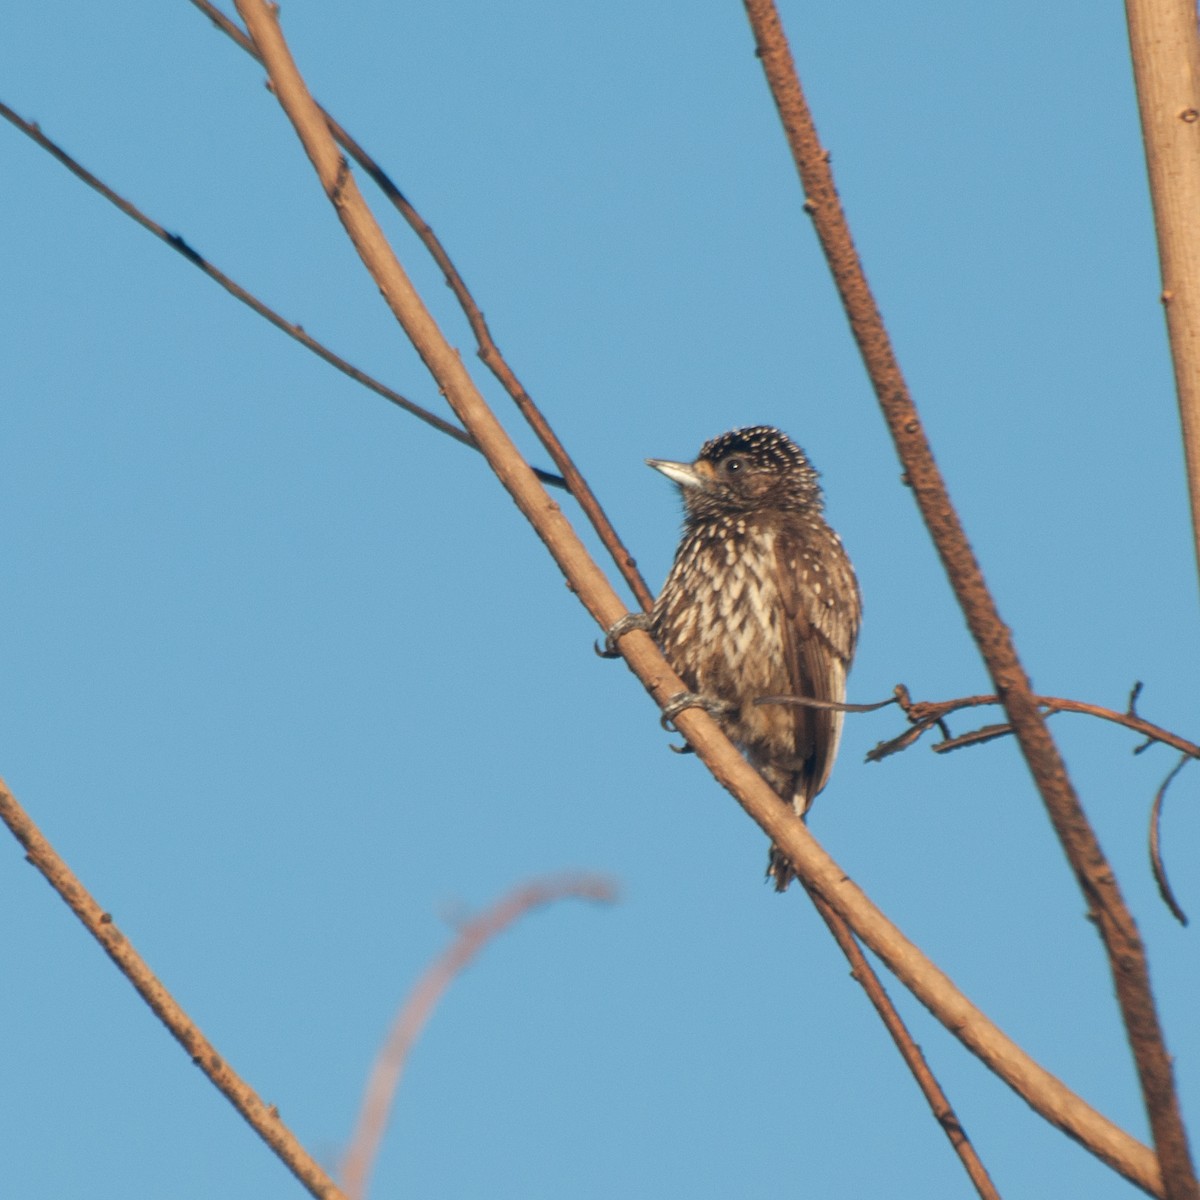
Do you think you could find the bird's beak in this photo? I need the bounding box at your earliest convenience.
[646,458,705,489]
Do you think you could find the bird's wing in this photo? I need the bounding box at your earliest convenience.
[774,526,860,806]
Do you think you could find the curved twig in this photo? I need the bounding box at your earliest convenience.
[341,874,618,1200]
[1150,757,1190,927]
[741,2,1195,1194]
[188,0,654,612]
[233,4,1165,1190]
[0,100,569,490]
[0,779,348,1200]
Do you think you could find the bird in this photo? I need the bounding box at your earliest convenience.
[646,425,861,891]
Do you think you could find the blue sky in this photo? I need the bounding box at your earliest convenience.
[2,2,1197,1197]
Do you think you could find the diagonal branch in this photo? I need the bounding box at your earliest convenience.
[740,3,1196,1195]
[231,2,1165,1191]
[0,99,565,492]
[340,874,618,1200]
[188,0,654,612]
[0,778,348,1200]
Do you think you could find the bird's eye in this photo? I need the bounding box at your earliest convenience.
[724,458,742,474]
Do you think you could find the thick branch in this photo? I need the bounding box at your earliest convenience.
[1124,0,1200,592]
[741,3,1195,1194]
[231,2,1165,1191]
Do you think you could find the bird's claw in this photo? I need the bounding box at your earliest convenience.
[661,692,732,753]
[594,611,653,658]
[659,692,732,729]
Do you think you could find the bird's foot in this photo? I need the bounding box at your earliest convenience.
[660,692,734,728]
[594,611,653,658]
[661,692,733,755]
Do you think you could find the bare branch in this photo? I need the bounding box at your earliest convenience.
[1123,0,1200,592]
[740,4,1196,1191]
[340,874,618,1200]
[231,3,1165,1190]
[806,891,1001,1200]
[864,687,1200,764]
[188,0,654,612]
[0,778,348,1200]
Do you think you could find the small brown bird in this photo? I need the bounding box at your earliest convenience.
[647,426,861,890]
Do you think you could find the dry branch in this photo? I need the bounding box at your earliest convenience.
[231,1,1166,1191]
[0,778,348,1200]
[740,2,1195,1194]
[860,686,1200,764]
[340,875,618,1200]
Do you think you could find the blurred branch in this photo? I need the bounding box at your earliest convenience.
[740,2,1196,1195]
[807,892,1000,1200]
[1123,0,1200,592]
[232,1,1164,1192]
[189,0,654,612]
[0,101,573,487]
[0,778,348,1200]
[340,874,618,1200]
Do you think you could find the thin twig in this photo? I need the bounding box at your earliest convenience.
[1150,757,1190,926]
[188,0,653,611]
[340,875,618,1200]
[755,693,901,715]
[0,778,348,1200]
[232,4,1164,1192]
[740,6,1196,1193]
[864,685,1195,923]
[806,889,1002,1200]
[0,99,566,491]
[865,688,1200,764]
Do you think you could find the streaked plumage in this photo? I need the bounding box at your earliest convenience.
[648,426,861,890]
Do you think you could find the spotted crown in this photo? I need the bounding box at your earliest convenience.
[696,425,822,511]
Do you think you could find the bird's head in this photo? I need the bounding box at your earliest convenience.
[647,425,822,519]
